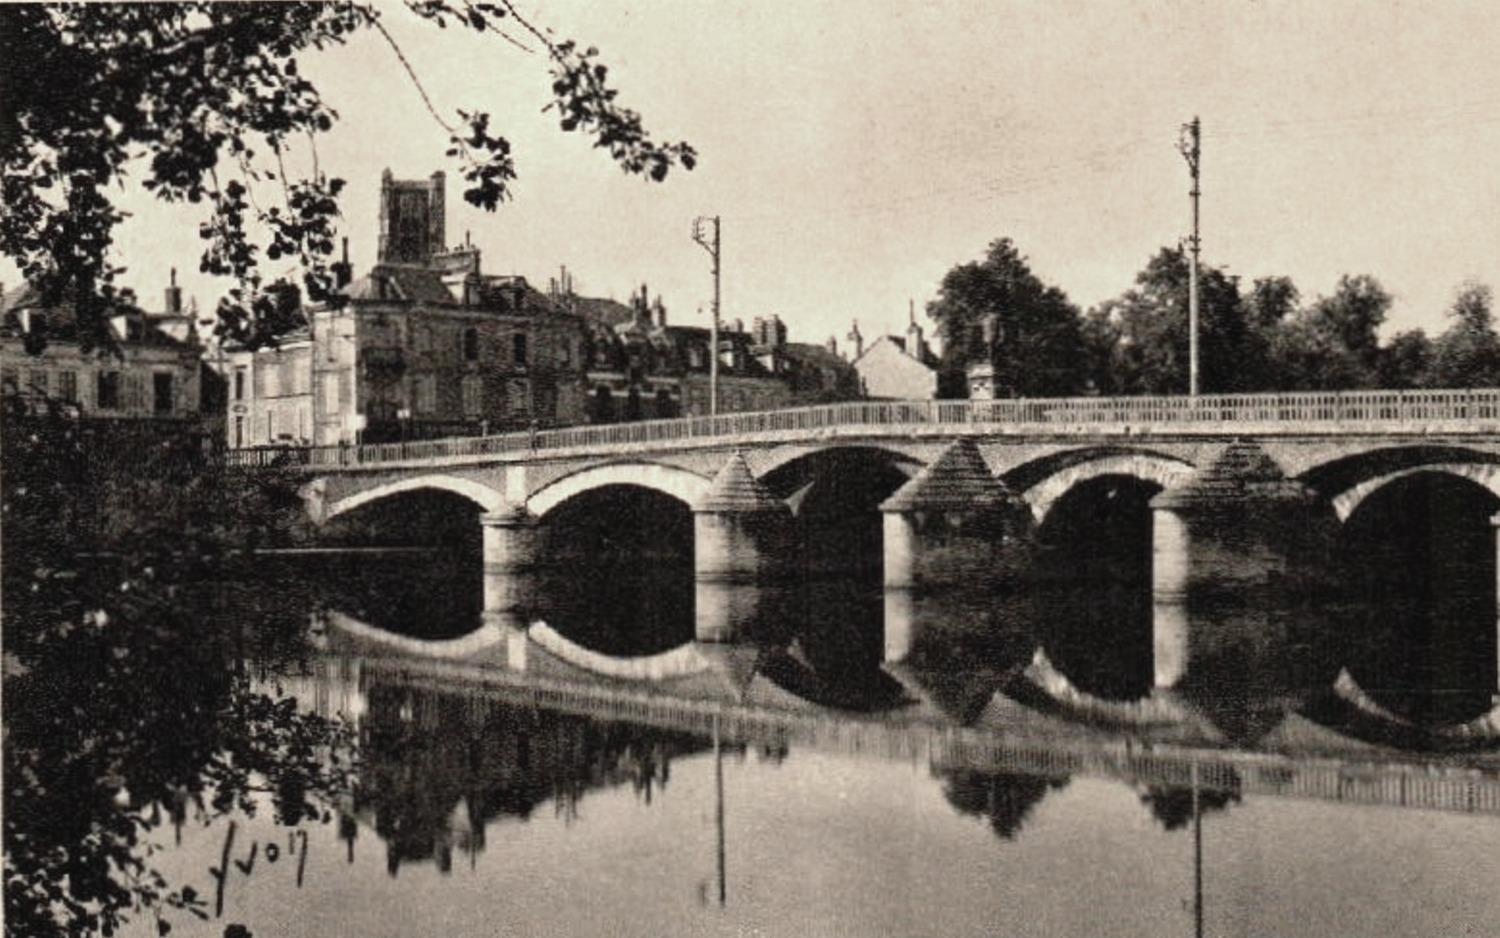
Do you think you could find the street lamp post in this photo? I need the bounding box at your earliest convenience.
[1178,117,1202,397]
[693,216,721,416]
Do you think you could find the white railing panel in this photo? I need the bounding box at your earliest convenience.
[232,388,1500,469]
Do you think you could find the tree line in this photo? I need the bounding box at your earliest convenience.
[930,238,1500,398]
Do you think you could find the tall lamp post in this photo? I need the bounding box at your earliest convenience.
[693,215,721,416]
[1178,117,1202,397]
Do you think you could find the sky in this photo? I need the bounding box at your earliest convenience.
[10,0,1500,350]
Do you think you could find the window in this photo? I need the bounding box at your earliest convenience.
[266,410,275,442]
[234,368,247,401]
[463,327,479,362]
[462,375,483,419]
[233,415,245,448]
[27,369,49,395]
[320,371,341,415]
[153,373,174,414]
[58,371,77,402]
[512,332,528,366]
[97,372,121,410]
[506,378,529,415]
[414,374,437,414]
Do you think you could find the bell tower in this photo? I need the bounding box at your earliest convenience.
[378,169,446,265]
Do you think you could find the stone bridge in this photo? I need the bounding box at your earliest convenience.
[243,391,1500,702]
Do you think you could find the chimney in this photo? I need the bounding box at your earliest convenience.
[906,299,924,360]
[334,237,352,288]
[164,267,183,314]
[846,319,864,359]
[826,335,838,356]
[635,283,649,326]
[654,296,666,327]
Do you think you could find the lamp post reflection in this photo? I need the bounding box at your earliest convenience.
[1192,761,1203,938]
[714,711,727,907]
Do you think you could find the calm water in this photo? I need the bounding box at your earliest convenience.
[83,553,1500,938]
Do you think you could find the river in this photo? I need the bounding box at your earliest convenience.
[9,551,1499,938]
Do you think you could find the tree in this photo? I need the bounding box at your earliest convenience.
[1378,329,1435,389]
[926,238,1087,398]
[1429,281,1500,388]
[0,2,696,350]
[1,397,355,938]
[1304,275,1390,376]
[1260,274,1391,390]
[1245,276,1299,331]
[1092,246,1252,394]
[1265,316,1372,390]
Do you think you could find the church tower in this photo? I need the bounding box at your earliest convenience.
[378,169,446,264]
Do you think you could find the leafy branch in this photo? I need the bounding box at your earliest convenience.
[0,1,696,350]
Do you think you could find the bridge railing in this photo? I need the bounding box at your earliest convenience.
[223,388,1500,468]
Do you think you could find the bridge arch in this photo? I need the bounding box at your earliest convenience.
[324,473,506,520]
[1020,452,1196,523]
[525,460,712,518]
[1332,462,1500,521]
[753,443,924,481]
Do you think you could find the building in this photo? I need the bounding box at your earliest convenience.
[562,284,796,422]
[230,171,590,448]
[226,169,864,447]
[849,312,939,399]
[0,274,205,425]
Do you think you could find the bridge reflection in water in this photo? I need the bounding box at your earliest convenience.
[242,627,1500,937]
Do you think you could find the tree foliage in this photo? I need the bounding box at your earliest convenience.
[1429,281,1500,388]
[926,238,1086,397]
[1,401,354,938]
[0,1,696,351]
[1089,246,1252,394]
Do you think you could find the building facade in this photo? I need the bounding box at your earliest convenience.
[230,172,590,448]
[850,315,939,399]
[226,170,864,448]
[1,275,204,425]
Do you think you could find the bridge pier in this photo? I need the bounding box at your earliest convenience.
[1149,442,1338,689]
[481,505,537,616]
[693,453,794,643]
[879,439,1031,662]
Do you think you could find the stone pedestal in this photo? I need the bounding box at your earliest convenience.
[695,581,795,646]
[1148,441,1338,690]
[481,505,536,615]
[883,587,918,663]
[879,438,1032,594]
[692,452,793,643]
[1151,600,1191,689]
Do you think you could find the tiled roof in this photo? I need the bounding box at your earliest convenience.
[781,342,848,370]
[1152,440,1314,510]
[696,451,789,514]
[881,438,1014,512]
[345,264,456,305]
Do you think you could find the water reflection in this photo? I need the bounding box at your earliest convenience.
[938,769,1071,840]
[354,679,707,875]
[1139,778,1242,831]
